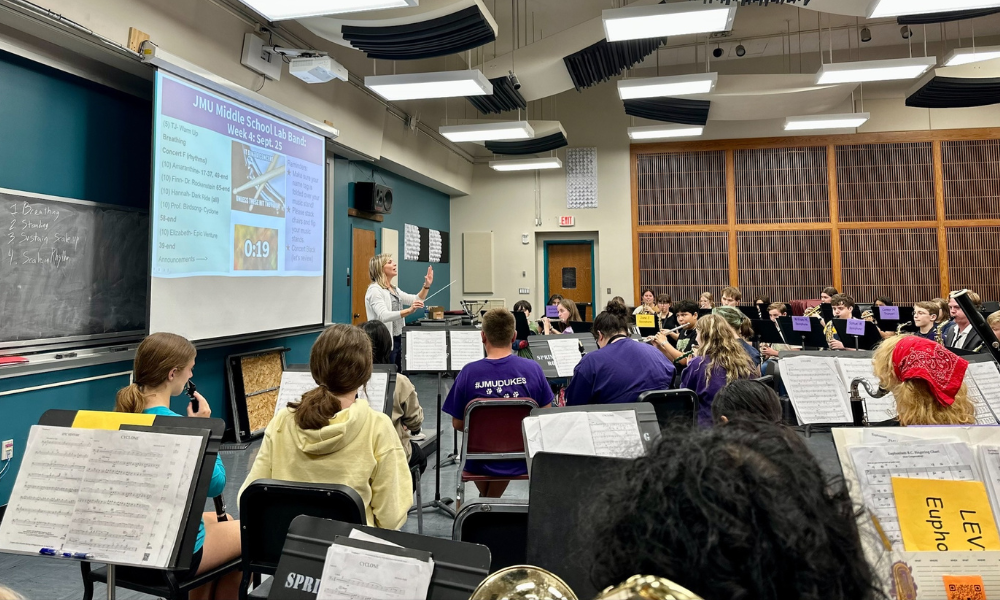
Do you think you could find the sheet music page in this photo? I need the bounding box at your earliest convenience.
[522,416,544,458]
[963,370,998,425]
[834,358,897,422]
[537,412,594,455]
[405,330,448,372]
[976,445,1000,526]
[588,411,645,459]
[548,338,582,377]
[449,330,485,372]
[358,372,390,413]
[534,411,645,459]
[274,371,317,416]
[968,362,1000,423]
[848,442,980,549]
[315,542,434,600]
[779,356,853,425]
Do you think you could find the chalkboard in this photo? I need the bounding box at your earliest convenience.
[0,188,148,346]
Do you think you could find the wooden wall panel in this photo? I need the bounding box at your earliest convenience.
[635,151,727,226]
[638,231,729,302]
[946,226,1000,301]
[736,230,833,302]
[839,228,940,304]
[941,140,1000,220]
[836,142,936,222]
[734,147,829,224]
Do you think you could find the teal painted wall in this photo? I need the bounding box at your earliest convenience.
[0,54,450,505]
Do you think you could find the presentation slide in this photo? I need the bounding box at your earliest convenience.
[149,72,327,340]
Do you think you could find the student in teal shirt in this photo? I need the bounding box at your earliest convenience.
[115,332,241,598]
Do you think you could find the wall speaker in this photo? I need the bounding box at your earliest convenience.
[354,182,393,214]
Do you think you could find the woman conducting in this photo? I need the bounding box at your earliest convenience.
[365,254,433,370]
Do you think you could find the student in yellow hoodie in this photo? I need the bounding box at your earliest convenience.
[239,324,413,529]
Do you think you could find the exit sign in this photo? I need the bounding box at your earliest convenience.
[559,216,575,227]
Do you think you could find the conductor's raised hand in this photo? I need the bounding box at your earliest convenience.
[424,266,434,288]
[187,392,212,418]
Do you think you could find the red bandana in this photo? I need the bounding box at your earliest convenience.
[892,336,968,407]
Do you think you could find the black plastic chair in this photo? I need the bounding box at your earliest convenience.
[237,480,366,600]
[453,498,528,573]
[636,388,698,428]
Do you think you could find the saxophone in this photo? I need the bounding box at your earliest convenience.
[896,320,913,335]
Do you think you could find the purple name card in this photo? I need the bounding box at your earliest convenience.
[879,305,900,320]
[792,316,811,332]
[846,319,866,336]
[545,305,559,318]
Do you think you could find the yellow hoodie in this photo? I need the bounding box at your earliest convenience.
[238,398,413,529]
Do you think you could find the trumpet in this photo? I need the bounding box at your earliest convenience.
[861,309,874,321]
[804,305,822,318]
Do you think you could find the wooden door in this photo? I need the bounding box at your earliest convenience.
[351,227,377,326]
[547,242,593,315]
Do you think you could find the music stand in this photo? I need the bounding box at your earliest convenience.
[831,319,883,351]
[871,305,914,334]
[697,308,713,318]
[819,303,834,323]
[738,305,762,321]
[567,321,593,334]
[752,319,786,346]
[513,310,531,341]
[776,316,828,350]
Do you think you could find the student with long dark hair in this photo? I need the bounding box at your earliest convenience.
[711,379,782,425]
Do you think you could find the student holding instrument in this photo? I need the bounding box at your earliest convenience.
[115,332,241,600]
[824,294,856,350]
[240,325,413,529]
[365,254,433,370]
[542,298,582,335]
[652,300,698,369]
[680,315,756,427]
[633,288,657,315]
[654,293,677,331]
[912,301,944,343]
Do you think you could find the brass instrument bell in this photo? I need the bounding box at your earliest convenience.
[469,567,704,600]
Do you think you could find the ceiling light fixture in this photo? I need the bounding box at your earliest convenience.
[236,0,418,21]
[944,45,1000,66]
[869,0,1000,18]
[602,3,736,42]
[489,157,563,172]
[735,43,746,57]
[815,56,936,84]
[618,73,718,100]
[627,124,705,140]
[784,113,871,131]
[439,121,534,143]
[366,70,492,101]
[860,27,872,43]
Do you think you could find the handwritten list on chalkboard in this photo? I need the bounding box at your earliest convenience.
[0,189,149,345]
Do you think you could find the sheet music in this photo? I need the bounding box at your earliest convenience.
[0,426,202,567]
[548,338,582,377]
[964,370,998,425]
[967,362,1000,423]
[834,358,897,422]
[357,372,390,413]
[404,331,448,372]
[524,411,645,459]
[848,442,980,548]
[779,356,854,425]
[274,371,317,416]
[976,445,1000,527]
[315,541,434,600]
[449,330,484,372]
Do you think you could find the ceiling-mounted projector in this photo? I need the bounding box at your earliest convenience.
[289,56,348,83]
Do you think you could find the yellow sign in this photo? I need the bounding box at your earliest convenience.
[72,410,155,430]
[636,314,656,328]
[893,477,1000,552]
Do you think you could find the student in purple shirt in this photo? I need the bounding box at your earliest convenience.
[443,308,554,498]
[680,314,756,427]
[565,301,674,406]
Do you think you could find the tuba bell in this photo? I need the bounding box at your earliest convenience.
[469,566,704,600]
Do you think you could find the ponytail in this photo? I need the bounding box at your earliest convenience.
[115,382,146,414]
[287,324,372,431]
[290,387,343,430]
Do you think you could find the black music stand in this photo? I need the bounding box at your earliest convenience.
[832,319,883,351]
[698,308,713,318]
[752,319,786,346]
[513,310,532,341]
[527,334,590,380]
[269,515,491,600]
[872,306,914,333]
[738,305,762,321]
[776,316,828,350]
[567,321,593,334]
[819,303,834,323]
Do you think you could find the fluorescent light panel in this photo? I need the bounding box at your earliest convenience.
[784,113,871,131]
[944,45,1000,66]
[490,157,563,171]
[869,0,1000,18]
[439,121,534,143]
[236,0,417,21]
[628,125,704,140]
[816,56,936,84]
[366,70,492,101]
[603,3,736,42]
[618,73,718,100]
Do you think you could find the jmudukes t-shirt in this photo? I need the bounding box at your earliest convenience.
[443,354,554,476]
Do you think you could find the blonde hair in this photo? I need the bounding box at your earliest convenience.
[0,585,26,600]
[116,333,196,414]
[872,335,975,426]
[988,310,1000,329]
[289,325,372,430]
[700,292,715,307]
[369,254,393,289]
[694,315,755,385]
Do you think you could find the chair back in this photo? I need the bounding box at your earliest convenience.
[636,389,698,428]
[464,399,538,458]
[239,479,366,575]
[453,499,528,573]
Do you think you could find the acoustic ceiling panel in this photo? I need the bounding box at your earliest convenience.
[485,132,568,155]
[466,76,527,115]
[907,76,1000,108]
[563,37,666,92]
[623,97,711,126]
[340,6,496,60]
